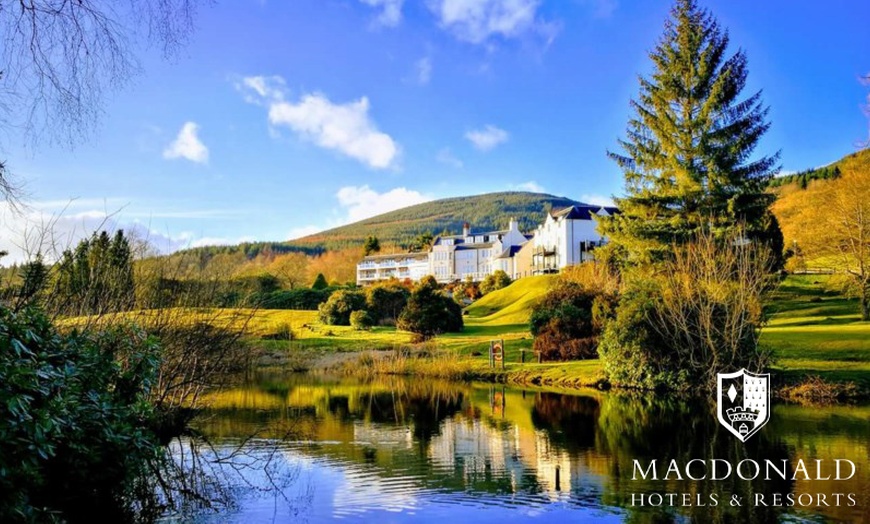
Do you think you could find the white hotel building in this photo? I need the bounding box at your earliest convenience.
[355,205,618,285]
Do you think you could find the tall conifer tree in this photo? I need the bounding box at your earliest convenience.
[603,0,780,265]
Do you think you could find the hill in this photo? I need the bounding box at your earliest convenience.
[464,275,556,326]
[289,191,587,252]
[772,148,870,249]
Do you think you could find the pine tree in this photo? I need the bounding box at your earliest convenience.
[311,273,329,290]
[603,0,780,265]
[363,235,381,256]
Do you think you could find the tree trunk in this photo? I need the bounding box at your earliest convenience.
[862,284,869,321]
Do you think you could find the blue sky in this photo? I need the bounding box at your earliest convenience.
[2,0,869,261]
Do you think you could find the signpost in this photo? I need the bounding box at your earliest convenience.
[489,339,505,369]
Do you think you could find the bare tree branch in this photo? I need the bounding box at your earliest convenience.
[0,0,208,202]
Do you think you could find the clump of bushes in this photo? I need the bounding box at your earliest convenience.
[451,276,481,305]
[598,231,775,391]
[529,265,618,361]
[317,289,366,325]
[397,276,463,341]
[0,306,163,522]
[479,270,512,295]
[364,280,410,325]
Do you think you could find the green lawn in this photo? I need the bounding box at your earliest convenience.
[232,273,870,393]
[760,274,870,390]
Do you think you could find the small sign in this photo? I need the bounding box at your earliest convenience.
[489,340,505,369]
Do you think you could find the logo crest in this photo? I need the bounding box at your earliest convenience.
[716,369,770,442]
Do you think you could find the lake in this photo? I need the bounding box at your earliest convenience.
[172,371,870,523]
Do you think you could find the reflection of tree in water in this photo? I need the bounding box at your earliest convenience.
[596,393,793,523]
[531,393,600,452]
[358,385,466,444]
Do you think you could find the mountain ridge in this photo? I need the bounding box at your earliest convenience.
[286,191,589,252]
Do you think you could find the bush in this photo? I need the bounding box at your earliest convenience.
[397,276,463,340]
[318,289,366,325]
[480,270,512,295]
[256,287,334,309]
[529,279,617,361]
[0,306,162,521]
[350,310,375,331]
[451,276,481,305]
[365,281,410,325]
[262,322,296,340]
[599,231,775,391]
[311,273,329,290]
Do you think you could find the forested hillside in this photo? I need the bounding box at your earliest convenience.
[289,191,586,251]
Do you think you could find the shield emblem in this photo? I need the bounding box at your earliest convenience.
[716,369,770,442]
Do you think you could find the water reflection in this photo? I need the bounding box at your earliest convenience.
[189,372,870,523]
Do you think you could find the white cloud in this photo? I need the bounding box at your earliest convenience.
[163,122,209,164]
[512,181,545,193]
[436,148,463,168]
[0,200,254,264]
[426,0,558,44]
[336,185,431,223]
[239,75,286,101]
[240,76,400,170]
[360,0,405,27]
[465,124,509,151]
[415,57,433,85]
[580,193,616,207]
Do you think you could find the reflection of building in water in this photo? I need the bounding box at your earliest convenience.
[426,413,607,498]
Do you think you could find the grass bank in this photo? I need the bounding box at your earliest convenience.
[106,274,867,397]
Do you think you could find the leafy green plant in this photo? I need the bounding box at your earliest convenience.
[0,306,162,522]
[350,310,374,331]
[318,289,366,326]
[397,276,463,340]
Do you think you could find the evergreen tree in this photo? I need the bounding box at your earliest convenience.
[363,235,381,256]
[53,230,135,315]
[311,273,329,290]
[602,0,780,265]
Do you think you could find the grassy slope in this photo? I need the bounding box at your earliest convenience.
[152,274,866,392]
[761,275,870,389]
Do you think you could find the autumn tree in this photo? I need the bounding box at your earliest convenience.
[602,0,780,266]
[267,252,310,289]
[794,159,870,320]
[306,248,360,285]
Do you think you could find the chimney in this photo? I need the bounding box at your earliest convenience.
[463,222,470,238]
[509,217,518,231]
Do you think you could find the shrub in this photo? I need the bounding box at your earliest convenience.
[365,281,410,325]
[350,310,375,331]
[599,231,775,391]
[480,270,512,295]
[530,279,617,361]
[451,276,481,305]
[311,273,329,290]
[0,306,162,521]
[318,289,366,325]
[256,287,334,309]
[263,322,296,340]
[397,276,463,340]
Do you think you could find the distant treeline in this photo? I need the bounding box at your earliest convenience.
[175,242,324,260]
[769,165,841,189]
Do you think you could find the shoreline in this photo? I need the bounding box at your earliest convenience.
[251,344,869,403]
